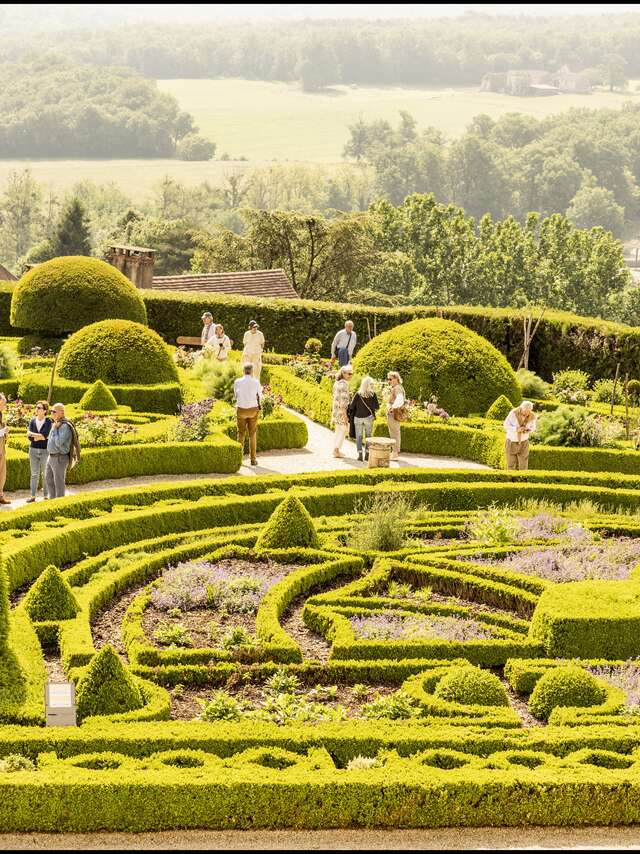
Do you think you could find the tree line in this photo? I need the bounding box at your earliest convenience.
[0,59,214,159]
[2,168,635,329]
[3,13,640,89]
[343,105,640,237]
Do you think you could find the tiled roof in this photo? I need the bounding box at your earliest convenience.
[0,264,16,282]
[150,269,299,300]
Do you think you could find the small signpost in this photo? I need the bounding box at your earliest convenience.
[45,682,77,727]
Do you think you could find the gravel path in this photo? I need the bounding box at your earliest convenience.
[0,411,488,512]
[1,826,640,849]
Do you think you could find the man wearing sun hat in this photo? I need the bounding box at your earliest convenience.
[241,319,265,380]
[200,311,215,347]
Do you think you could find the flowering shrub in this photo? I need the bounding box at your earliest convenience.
[75,413,137,447]
[168,397,215,443]
[4,399,34,428]
[349,613,493,642]
[173,346,198,370]
[422,395,450,421]
[304,338,322,355]
[552,370,591,405]
[592,378,624,405]
[287,350,334,385]
[464,505,590,545]
[588,662,640,709]
[260,385,283,418]
[533,406,624,448]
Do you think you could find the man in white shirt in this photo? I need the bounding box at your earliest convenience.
[503,400,537,470]
[331,321,357,367]
[233,363,263,466]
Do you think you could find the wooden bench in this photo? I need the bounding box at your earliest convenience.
[176,336,203,347]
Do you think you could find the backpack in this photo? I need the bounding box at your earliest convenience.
[62,418,81,469]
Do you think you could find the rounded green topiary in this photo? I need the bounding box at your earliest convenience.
[23,564,79,622]
[11,256,147,335]
[434,665,510,707]
[485,394,513,421]
[79,380,118,411]
[352,319,521,416]
[529,666,606,722]
[516,368,550,400]
[75,644,144,721]
[255,495,320,551]
[57,320,179,385]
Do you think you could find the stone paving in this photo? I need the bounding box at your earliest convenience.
[0,411,488,511]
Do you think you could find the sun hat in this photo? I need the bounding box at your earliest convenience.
[248,319,259,328]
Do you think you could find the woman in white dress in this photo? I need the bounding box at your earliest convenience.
[332,364,353,458]
[242,320,265,379]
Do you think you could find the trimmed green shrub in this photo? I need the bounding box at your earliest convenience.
[23,565,79,622]
[17,334,64,356]
[528,665,606,722]
[75,645,143,721]
[353,319,521,416]
[255,495,320,551]
[11,256,147,334]
[0,567,8,649]
[592,378,624,405]
[0,343,18,379]
[57,320,178,385]
[552,369,591,405]
[433,665,510,707]
[534,406,624,448]
[516,368,550,400]
[79,380,118,412]
[485,395,513,421]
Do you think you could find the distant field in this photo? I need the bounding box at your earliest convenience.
[1,77,638,198]
[159,78,640,162]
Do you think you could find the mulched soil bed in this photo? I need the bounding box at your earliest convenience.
[92,587,141,657]
[143,559,301,651]
[169,681,397,722]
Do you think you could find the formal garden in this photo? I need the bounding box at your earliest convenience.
[3,257,640,830]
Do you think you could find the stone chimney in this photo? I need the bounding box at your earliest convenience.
[106,245,156,289]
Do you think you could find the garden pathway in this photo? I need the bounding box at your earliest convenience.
[0,410,488,511]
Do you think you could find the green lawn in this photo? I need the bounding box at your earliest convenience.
[158,77,640,162]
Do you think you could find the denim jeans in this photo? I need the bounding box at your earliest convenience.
[354,415,374,453]
[29,447,48,497]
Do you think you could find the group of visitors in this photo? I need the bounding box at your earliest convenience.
[0,398,80,506]
[201,313,265,379]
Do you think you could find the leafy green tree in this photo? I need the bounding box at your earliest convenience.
[566,186,625,236]
[0,170,44,266]
[176,133,216,161]
[447,136,511,219]
[490,113,541,149]
[600,53,628,91]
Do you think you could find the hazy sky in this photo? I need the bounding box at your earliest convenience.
[4,3,640,30]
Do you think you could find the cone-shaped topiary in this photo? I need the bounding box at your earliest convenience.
[79,380,118,411]
[23,565,80,622]
[57,320,179,385]
[75,644,144,721]
[0,567,8,650]
[352,318,521,416]
[10,256,147,335]
[529,666,606,722]
[255,495,319,551]
[434,665,510,707]
[485,394,514,421]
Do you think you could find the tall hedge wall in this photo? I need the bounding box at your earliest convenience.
[140,291,640,381]
[2,283,640,381]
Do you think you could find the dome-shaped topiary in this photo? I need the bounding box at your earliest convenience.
[79,380,118,411]
[486,394,514,421]
[434,665,510,707]
[11,256,147,335]
[352,319,521,416]
[529,666,606,722]
[57,320,178,385]
[255,495,319,551]
[75,645,144,721]
[23,565,79,622]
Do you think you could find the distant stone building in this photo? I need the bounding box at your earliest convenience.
[555,65,592,94]
[481,66,591,97]
[0,264,16,282]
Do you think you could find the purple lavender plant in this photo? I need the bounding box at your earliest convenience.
[350,613,492,642]
[171,397,216,442]
[588,661,640,707]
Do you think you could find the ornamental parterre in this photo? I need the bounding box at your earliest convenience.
[3,469,640,830]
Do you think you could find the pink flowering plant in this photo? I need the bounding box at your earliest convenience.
[260,385,283,418]
[75,412,137,447]
[4,399,34,428]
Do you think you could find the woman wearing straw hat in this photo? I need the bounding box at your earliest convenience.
[242,320,265,380]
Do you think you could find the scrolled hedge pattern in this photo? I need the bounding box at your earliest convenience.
[2,468,640,829]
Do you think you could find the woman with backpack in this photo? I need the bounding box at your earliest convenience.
[348,376,380,462]
[386,371,406,460]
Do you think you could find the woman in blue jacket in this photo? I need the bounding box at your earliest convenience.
[26,400,53,503]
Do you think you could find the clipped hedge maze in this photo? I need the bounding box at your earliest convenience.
[4,467,640,829]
